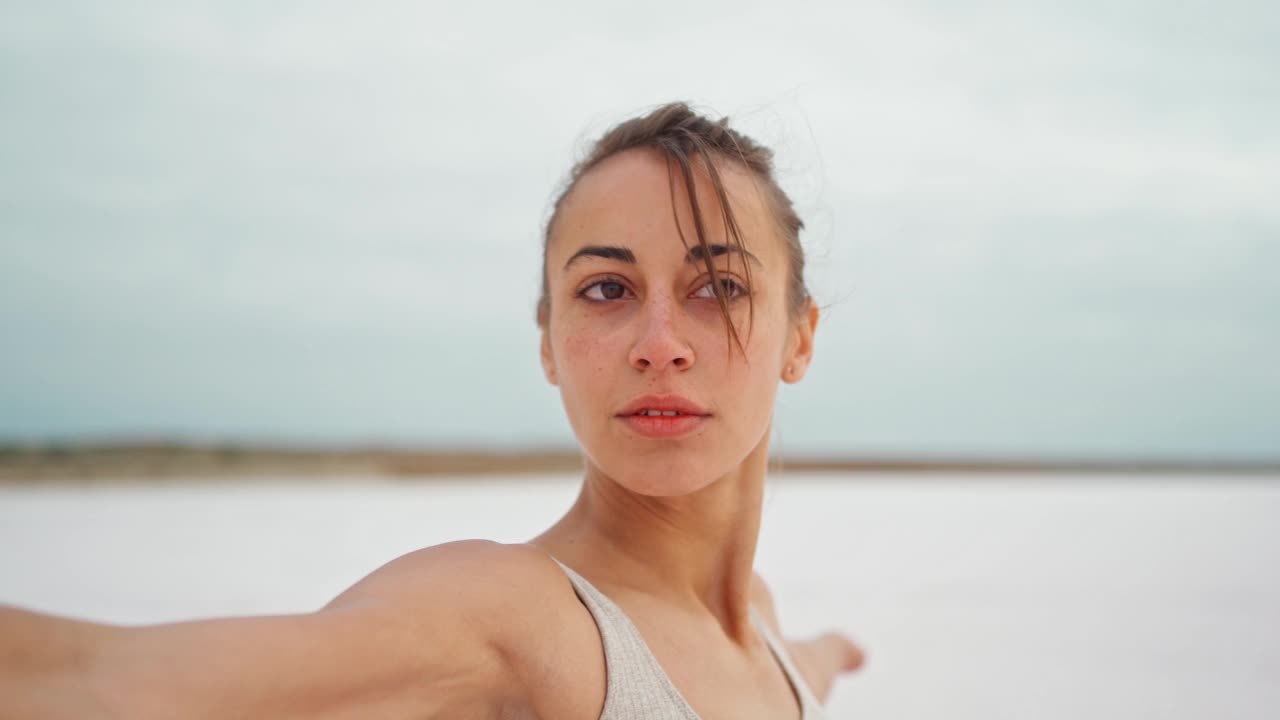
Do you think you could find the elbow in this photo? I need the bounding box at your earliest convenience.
[0,608,126,720]
[82,626,179,720]
[70,622,141,720]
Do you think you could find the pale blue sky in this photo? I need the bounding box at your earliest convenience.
[2,1,1277,459]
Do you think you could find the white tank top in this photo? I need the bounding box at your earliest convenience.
[552,558,828,719]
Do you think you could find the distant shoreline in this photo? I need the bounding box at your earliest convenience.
[1,443,1277,481]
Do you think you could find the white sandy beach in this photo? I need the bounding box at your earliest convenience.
[2,473,1277,718]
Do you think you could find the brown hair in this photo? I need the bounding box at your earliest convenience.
[537,102,809,358]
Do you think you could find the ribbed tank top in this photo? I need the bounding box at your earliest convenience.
[552,558,827,720]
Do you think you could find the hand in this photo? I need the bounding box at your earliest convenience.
[787,630,865,703]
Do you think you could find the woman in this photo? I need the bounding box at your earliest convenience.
[0,102,864,719]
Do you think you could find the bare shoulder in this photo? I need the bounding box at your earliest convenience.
[749,570,784,637]
[750,570,865,703]
[328,540,562,604]
[327,539,575,639]
[327,539,603,719]
[750,570,827,696]
[327,539,600,716]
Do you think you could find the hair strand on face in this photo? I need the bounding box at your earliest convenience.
[538,102,810,361]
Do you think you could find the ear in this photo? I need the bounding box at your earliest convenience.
[540,327,558,386]
[781,298,819,384]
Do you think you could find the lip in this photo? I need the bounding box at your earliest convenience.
[615,394,712,418]
[617,413,710,439]
[615,394,712,440]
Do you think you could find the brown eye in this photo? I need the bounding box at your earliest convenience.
[580,279,630,301]
[693,278,747,300]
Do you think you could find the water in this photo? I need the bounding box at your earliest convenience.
[2,473,1278,718]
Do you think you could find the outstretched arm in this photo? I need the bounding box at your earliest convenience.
[750,572,865,704]
[0,540,541,719]
[0,605,118,717]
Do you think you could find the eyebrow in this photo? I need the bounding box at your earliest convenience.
[562,243,762,271]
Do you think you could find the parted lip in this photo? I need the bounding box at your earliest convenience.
[616,394,712,417]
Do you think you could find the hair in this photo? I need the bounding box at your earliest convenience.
[536,102,809,358]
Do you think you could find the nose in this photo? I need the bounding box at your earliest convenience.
[628,292,695,373]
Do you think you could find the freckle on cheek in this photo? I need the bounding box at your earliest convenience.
[564,335,606,370]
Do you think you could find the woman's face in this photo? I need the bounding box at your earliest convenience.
[540,148,816,497]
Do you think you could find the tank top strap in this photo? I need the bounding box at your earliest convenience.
[749,605,829,719]
[552,558,701,719]
[550,557,828,720]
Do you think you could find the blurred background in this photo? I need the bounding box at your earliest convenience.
[1,2,1277,718]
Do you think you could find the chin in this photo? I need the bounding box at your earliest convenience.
[623,476,714,498]
[603,454,727,498]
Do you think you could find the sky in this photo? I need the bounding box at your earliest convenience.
[1,1,1277,460]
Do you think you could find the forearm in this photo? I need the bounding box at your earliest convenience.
[0,605,118,719]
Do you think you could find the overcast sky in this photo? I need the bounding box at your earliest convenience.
[1,1,1276,460]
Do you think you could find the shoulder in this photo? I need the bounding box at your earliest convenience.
[750,571,851,703]
[749,570,784,638]
[326,540,603,716]
[329,540,560,597]
[327,540,574,633]
[751,571,823,692]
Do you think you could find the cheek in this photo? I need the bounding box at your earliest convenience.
[722,325,787,414]
[557,328,616,394]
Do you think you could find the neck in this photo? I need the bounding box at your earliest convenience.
[531,433,771,646]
